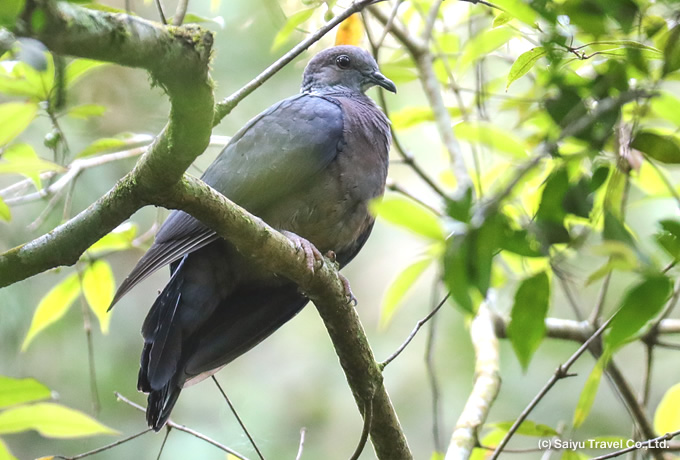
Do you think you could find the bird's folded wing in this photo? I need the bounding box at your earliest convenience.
[109,212,218,308]
[111,93,345,308]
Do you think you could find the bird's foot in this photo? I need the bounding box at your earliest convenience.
[282,231,324,273]
[338,273,358,306]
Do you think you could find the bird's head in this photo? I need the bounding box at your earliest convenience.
[301,45,397,95]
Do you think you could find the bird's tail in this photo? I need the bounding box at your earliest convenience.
[146,382,182,431]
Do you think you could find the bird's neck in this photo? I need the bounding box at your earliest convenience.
[302,85,365,98]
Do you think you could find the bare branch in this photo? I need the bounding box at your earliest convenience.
[590,430,680,460]
[53,428,152,460]
[380,293,450,369]
[446,304,500,460]
[115,392,251,460]
[489,315,615,459]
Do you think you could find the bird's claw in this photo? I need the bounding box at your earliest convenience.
[283,231,324,274]
[339,273,358,306]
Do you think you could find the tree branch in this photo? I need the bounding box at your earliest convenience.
[1,3,412,457]
[446,304,500,460]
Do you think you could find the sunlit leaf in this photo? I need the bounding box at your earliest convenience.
[453,121,528,158]
[0,438,17,460]
[0,403,117,438]
[272,8,316,51]
[335,13,363,46]
[459,27,515,72]
[82,261,114,334]
[586,241,638,284]
[177,13,225,28]
[491,420,558,437]
[573,354,606,428]
[0,377,51,409]
[506,47,546,90]
[391,106,461,130]
[0,198,10,222]
[651,91,680,126]
[85,222,138,256]
[379,62,419,84]
[492,12,513,28]
[66,104,106,119]
[632,130,680,164]
[76,137,127,158]
[65,59,106,88]
[507,271,550,370]
[0,102,38,146]
[604,275,672,351]
[22,273,81,351]
[491,0,536,26]
[380,258,433,328]
[654,383,680,434]
[370,196,444,241]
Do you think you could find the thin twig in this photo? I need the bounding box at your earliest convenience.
[156,427,171,460]
[212,376,265,460]
[53,428,153,460]
[295,428,306,460]
[154,0,167,24]
[374,0,404,49]
[114,392,251,460]
[172,0,189,26]
[380,293,450,369]
[214,0,387,123]
[387,179,442,216]
[77,268,101,414]
[349,397,374,460]
[489,315,615,459]
[425,282,443,452]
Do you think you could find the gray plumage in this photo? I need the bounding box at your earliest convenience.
[111,45,395,430]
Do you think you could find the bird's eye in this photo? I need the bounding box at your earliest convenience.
[336,55,351,69]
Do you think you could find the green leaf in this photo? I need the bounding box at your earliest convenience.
[22,273,81,351]
[0,438,17,460]
[271,8,316,51]
[490,0,536,26]
[507,271,550,370]
[586,241,638,284]
[453,121,528,158]
[654,383,680,434]
[651,91,680,126]
[631,130,680,164]
[370,196,444,241]
[82,261,114,334]
[573,354,606,428]
[0,0,25,28]
[507,47,546,90]
[176,13,225,28]
[492,12,513,28]
[76,137,127,158]
[603,211,635,247]
[380,258,433,328]
[0,198,10,222]
[491,420,558,437]
[66,104,106,119]
[85,222,138,256]
[444,234,474,313]
[0,403,117,438]
[604,275,672,351]
[662,24,680,75]
[459,27,515,72]
[391,106,461,130]
[379,62,419,84]
[0,377,51,409]
[0,143,62,191]
[0,102,38,146]
[65,59,106,88]
[429,452,444,460]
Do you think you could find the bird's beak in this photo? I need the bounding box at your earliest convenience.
[370,71,397,93]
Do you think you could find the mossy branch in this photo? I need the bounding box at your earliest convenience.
[0,1,411,458]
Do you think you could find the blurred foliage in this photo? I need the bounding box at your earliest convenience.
[1,0,680,458]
